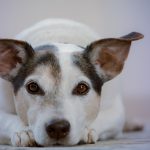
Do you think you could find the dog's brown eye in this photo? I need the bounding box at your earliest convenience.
[72,82,90,95]
[26,81,44,95]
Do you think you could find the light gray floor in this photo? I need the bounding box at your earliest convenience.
[0,123,150,150]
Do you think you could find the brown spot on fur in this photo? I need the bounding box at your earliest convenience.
[0,39,34,80]
[97,48,124,78]
[0,48,22,75]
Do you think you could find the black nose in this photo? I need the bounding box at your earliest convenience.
[46,119,70,140]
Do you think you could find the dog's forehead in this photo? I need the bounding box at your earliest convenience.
[13,43,102,95]
[35,43,85,80]
[29,43,84,89]
[53,43,87,83]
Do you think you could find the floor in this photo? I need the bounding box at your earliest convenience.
[0,122,150,150]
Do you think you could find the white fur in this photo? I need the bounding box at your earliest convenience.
[16,19,99,47]
[0,19,125,146]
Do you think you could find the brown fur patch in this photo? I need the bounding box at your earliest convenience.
[86,39,132,80]
[0,39,34,80]
[97,48,124,78]
[0,48,22,74]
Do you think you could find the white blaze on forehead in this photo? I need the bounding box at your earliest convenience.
[57,43,83,76]
[55,43,83,53]
[55,43,90,94]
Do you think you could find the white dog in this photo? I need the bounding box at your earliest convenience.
[0,19,143,147]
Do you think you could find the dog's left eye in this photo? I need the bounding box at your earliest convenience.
[26,81,44,95]
[72,82,90,95]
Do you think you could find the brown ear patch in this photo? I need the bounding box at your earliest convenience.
[88,39,131,80]
[96,48,124,78]
[0,48,22,76]
[85,32,143,81]
[0,39,34,80]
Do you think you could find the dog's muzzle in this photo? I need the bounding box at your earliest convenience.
[46,119,70,140]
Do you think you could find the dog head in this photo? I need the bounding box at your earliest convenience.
[0,32,143,146]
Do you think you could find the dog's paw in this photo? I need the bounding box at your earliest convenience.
[11,129,37,147]
[82,128,98,144]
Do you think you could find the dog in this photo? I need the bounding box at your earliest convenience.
[0,19,143,146]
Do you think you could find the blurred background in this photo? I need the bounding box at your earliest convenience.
[0,0,149,122]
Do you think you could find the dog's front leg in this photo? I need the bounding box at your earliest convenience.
[0,111,37,146]
[82,96,125,144]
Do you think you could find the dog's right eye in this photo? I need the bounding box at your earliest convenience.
[26,81,44,95]
[72,81,90,96]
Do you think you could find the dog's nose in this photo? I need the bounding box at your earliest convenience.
[46,119,70,140]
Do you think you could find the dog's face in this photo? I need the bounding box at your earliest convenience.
[0,32,143,146]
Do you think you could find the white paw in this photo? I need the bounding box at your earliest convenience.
[83,128,98,144]
[11,129,37,147]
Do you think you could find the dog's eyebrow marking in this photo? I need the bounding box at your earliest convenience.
[12,52,61,95]
[72,53,103,95]
[35,52,61,78]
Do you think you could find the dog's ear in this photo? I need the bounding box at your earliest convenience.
[0,39,34,81]
[85,32,143,81]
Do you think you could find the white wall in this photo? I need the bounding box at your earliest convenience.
[0,0,149,118]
